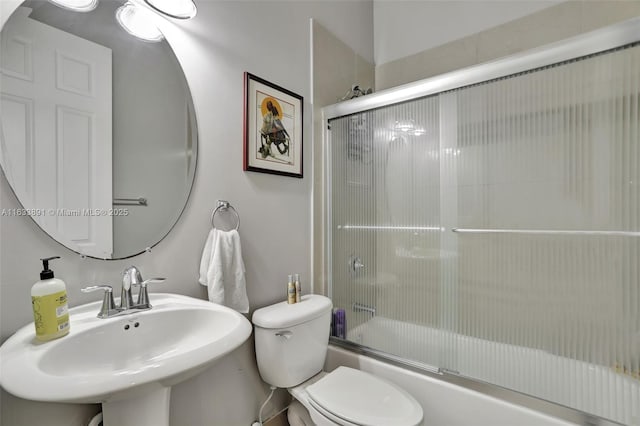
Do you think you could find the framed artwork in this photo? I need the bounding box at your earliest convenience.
[243,72,303,178]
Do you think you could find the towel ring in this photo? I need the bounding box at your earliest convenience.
[211,200,240,231]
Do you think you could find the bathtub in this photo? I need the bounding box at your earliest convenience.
[329,316,638,426]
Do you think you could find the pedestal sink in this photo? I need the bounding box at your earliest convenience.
[0,293,252,426]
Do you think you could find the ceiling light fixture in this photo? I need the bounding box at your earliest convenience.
[115,2,164,42]
[143,0,197,20]
[47,0,99,12]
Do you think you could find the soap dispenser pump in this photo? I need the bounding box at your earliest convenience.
[31,256,70,341]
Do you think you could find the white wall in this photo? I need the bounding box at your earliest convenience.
[310,19,374,296]
[0,0,373,424]
[373,0,561,65]
[374,1,640,90]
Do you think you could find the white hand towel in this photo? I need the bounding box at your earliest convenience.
[199,228,249,313]
[199,228,215,286]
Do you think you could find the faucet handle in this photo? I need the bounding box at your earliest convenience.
[81,285,117,318]
[140,277,166,287]
[81,284,112,293]
[137,277,166,307]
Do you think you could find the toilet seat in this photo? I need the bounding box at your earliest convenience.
[305,366,423,426]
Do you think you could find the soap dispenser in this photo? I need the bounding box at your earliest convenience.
[31,256,70,341]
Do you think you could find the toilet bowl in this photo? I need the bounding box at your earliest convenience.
[252,295,423,426]
[287,400,314,426]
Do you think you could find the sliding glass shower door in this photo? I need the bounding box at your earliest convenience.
[327,43,640,425]
[329,97,443,368]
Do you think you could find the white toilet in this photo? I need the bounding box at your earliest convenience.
[252,294,424,426]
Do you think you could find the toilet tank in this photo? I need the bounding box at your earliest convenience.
[252,294,332,388]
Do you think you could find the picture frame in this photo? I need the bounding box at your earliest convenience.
[243,72,303,178]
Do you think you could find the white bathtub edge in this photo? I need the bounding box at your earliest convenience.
[325,344,587,426]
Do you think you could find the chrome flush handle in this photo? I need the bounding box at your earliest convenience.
[275,330,293,340]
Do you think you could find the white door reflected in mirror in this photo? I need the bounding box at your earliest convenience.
[0,1,198,259]
[1,7,113,258]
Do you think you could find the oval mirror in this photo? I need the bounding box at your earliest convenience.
[0,0,197,259]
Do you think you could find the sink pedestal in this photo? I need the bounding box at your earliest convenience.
[102,387,171,426]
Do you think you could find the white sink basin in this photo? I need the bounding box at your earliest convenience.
[0,293,252,413]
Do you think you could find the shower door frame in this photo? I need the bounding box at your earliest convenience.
[321,16,640,426]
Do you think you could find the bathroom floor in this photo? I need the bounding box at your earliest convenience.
[264,412,289,426]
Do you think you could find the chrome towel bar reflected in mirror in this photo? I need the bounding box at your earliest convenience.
[113,197,148,206]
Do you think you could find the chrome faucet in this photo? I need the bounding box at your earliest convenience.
[81,266,165,318]
[121,266,142,309]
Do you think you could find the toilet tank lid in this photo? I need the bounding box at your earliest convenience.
[252,294,332,329]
